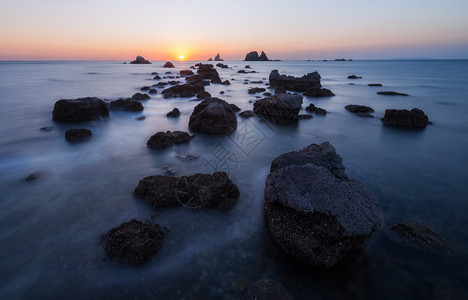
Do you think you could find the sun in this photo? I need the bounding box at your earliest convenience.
[179,54,185,60]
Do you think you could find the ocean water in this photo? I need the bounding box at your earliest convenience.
[0,60,467,299]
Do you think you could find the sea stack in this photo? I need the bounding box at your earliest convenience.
[130,56,151,64]
[245,51,270,61]
[214,53,224,61]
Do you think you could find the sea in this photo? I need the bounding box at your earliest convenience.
[0,60,467,299]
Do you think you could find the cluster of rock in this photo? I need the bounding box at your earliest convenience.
[264,142,383,268]
[245,51,269,61]
[130,56,151,64]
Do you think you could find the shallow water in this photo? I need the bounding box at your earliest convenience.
[0,60,467,299]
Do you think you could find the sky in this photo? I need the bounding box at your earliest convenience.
[0,0,467,60]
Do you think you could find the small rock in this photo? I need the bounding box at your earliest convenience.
[377,91,409,96]
[348,75,362,79]
[248,87,266,94]
[40,127,53,132]
[65,128,92,142]
[147,131,191,149]
[136,116,146,121]
[239,110,255,118]
[131,93,150,101]
[180,70,194,76]
[149,89,157,94]
[230,104,241,112]
[25,173,39,181]
[221,80,231,85]
[52,97,109,122]
[303,87,335,97]
[368,83,382,87]
[345,104,374,113]
[140,86,150,91]
[166,108,181,118]
[163,61,175,68]
[110,99,144,112]
[189,97,237,135]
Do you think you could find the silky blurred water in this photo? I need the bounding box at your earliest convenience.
[0,60,467,299]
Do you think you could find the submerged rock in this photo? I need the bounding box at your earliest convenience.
[147,131,191,149]
[52,97,109,122]
[65,128,92,142]
[131,93,151,101]
[102,219,165,264]
[163,61,175,68]
[253,93,303,124]
[377,91,409,96]
[189,97,237,135]
[382,108,429,128]
[130,56,151,64]
[166,108,180,118]
[269,70,321,92]
[303,87,335,97]
[348,75,362,79]
[25,173,39,182]
[264,142,383,268]
[134,172,239,209]
[387,223,449,254]
[247,279,293,300]
[345,104,375,117]
[110,99,144,112]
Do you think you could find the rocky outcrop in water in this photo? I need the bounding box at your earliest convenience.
[65,128,92,142]
[345,105,374,118]
[110,99,144,112]
[381,108,429,128]
[248,87,266,94]
[163,61,175,68]
[102,219,165,264]
[214,53,224,61]
[269,70,321,92]
[52,97,109,122]
[368,83,382,87]
[377,91,409,96]
[189,97,237,135]
[264,142,383,268]
[180,70,194,77]
[348,75,362,79]
[247,279,293,300]
[303,87,335,97]
[195,64,222,83]
[239,110,255,118]
[147,131,191,149]
[161,83,205,98]
[166,108,180,118]
[134,172,239,209]
[130,56,151,64]
[244,51,270,61]
[387,223,449,254]
[253,93,303,124]
[131,93,150,101]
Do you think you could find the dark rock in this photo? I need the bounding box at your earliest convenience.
[214,53,224,61]
[238,70,256,74]
[265,142,383,268]
[130,56,151,64]
[253,93,303,125]
[149,89,157,94]
[387,223,449,254]
[348,75,362,79]
[274,87,286,94]
[140,86,150,91]
[356,112,374,118]
[305,103,316,113]
[161,83,205,98]
[110,99,144,112]
[245,51,269,61]
[136,116,146,121]
[314,108,327,115]
[303,87,335,97]
[132,93,151,101]
[263,92,272,97]
[381,108,429,128]
[134,172,239,209]
[180,70,194,76]
[147,131,191,149]
[239,110,255,118]
[219,91,225,95]
[208,58,213,61]
[247,279,293,300]
[230,104,241,112]
[175,154,199,161]
[377,91,409,96]
[248,87,266,94]
[221,80,231,85]
[368,83,382,87]
[154,82,168,87]
[250,81,263,84]
[102,219,165,264]
[298,114,313,119]
[196,64,221,83]
[151,72,158,75]
[269,70,321,92]
[216,63,229,68]
[163,61,175,68]
[197,91,211,99]
[25,173,39,181]
[65,128,92,142]
[168,80,180,85]
[40,127,53,132]
[166,108,180,118]
[153,75,161,80]
[258,51,270,61]
[189,97,237,135]
[245,65,251,69]
[52,97,109,122]
[345,105,375,113]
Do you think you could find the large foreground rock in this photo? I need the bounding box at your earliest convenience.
[52,97,109,122]
[189,97,237,135]
[381,108,429,128]
[147,131,191,149]
[269,70,321,92]
[253,93,303,124]
[247,279,293,300]
[264,142,383,268]
[130,56,151,64]
[134,172,239,209]
[387,223,449,254]
[102,219,165,264]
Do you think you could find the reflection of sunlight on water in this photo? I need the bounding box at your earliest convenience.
[0,60,468,298]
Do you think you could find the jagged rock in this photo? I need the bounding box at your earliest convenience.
[163,61,175,68]
[245,51,269,61]
[221,80,231,85]
[189,97,237,135]
[180,70,194,76]
[147,131,191,149]
[161,83,205,98]
[377,91,409,96]
[196,64,222,83]
[166,108,180,118]
[303,87,335,97]
[264,142,383,268]
[387,223,449,254]
[239,110,255,118]
[134,172,239,209]
[65,128,92,142]
[247,279,293,300]
[269,70,321,92]
[110,99,144,112]
[258,51,270,61]
[52,97,109,122]
[132,93,151,100]
[214,53,224,61]
[253,93,303,124]
[208,58,213,61]
[248,87,266,94]
[381,108,429,128]
[130,56,151,64]
[102,219,165,264]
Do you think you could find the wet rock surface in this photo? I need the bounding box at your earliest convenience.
[382,108,429,128]
[102,219,165,264]
[387,223,449,254]
[195,63,222,83]
[264,142,383,268]
[52,97,109,122]
[189,97,237,135]
[134,172,239,209]
[65,128,92,142]
[269,70,321,92]
[147,131,191,149]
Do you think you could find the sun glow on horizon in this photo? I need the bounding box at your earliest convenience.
[179,54,185,60]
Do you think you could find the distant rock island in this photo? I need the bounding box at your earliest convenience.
[130,55,151,64]
[244,51,269,61]
[208,53,224,61]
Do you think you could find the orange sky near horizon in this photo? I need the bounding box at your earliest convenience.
[1,0,467,60]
